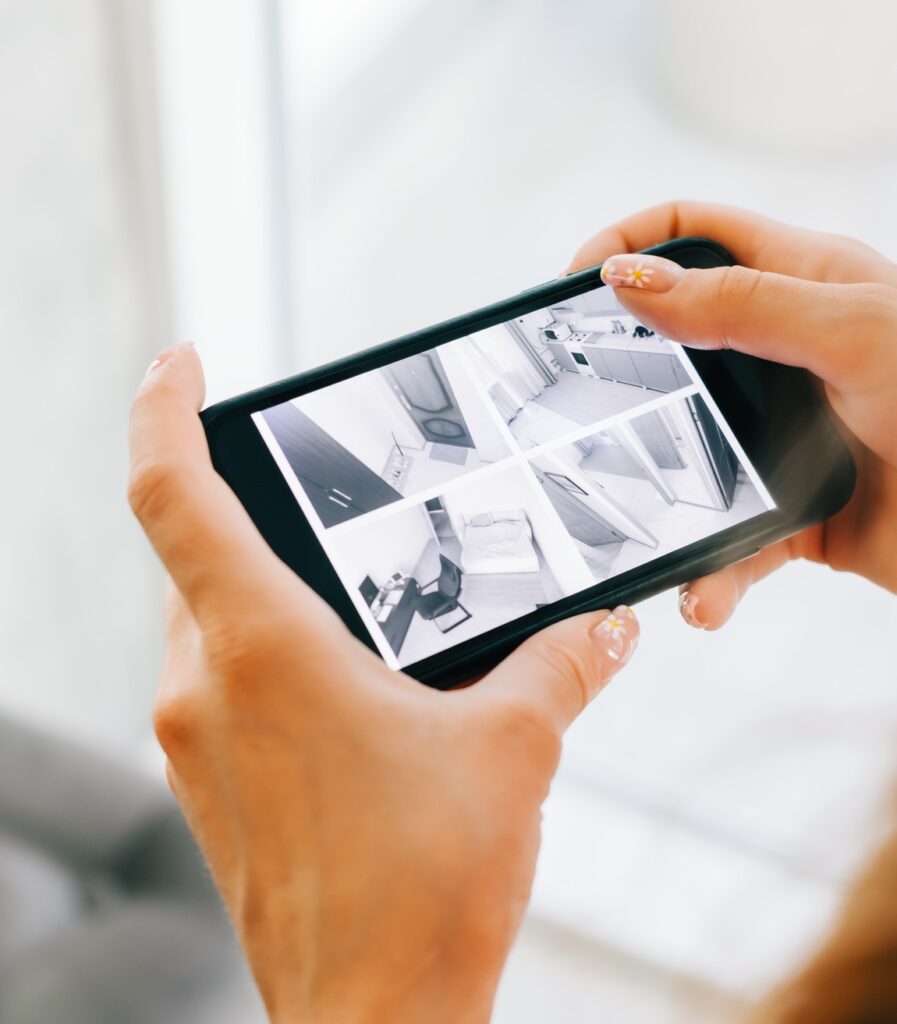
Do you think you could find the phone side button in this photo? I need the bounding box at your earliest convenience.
[515,280,558,298]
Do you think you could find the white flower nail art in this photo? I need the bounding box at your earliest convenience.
[624,261,653,288]
[599,615,626,640]
[593,612,637,673]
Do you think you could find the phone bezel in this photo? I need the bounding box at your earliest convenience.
[202,238,855,688]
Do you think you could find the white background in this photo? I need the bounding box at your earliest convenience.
[3,1,897,1021]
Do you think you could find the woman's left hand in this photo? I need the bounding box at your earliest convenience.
[569,201,897,626]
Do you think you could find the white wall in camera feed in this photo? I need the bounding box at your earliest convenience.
[437,344,510,462]
[444,338,521,452]
[331,503,435,589]
[462,329,505,398]
[295,371,423,471]
[614,421,677,504]
[462,324,545,415]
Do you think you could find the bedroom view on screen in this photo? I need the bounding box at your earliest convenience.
[253,284,776,669]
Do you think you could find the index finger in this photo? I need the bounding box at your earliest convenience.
[567,200,897,286]
[128,345,328,628]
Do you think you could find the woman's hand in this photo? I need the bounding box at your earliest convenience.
[128,345,638,1024]
[568,201,897,628]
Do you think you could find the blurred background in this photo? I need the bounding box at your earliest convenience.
[2,0,896,1021]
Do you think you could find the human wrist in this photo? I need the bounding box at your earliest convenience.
[262,962,498,1024]
[268,988,495,1024]
[240,877,505,1024]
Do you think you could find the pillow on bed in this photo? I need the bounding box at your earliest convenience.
[466,512,493,528]
[491,509,524,523]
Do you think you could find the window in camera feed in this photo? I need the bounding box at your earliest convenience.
[253,285,775,669]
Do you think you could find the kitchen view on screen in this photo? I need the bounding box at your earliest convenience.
[253,285,775,669]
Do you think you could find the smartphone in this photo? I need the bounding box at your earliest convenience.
[202,238,855,689]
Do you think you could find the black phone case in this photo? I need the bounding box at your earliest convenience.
[202,238,855,688]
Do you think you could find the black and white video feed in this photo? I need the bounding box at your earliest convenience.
[530,394,768,584]
[324,466,580,665]
[459,286,693,450]
[260,347,511,527]
[253,283,775,668]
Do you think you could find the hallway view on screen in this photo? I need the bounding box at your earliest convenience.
[253,285,775,669]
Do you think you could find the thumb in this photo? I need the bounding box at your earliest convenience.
[480,607,639,734]
[129,344,336,636]
[599,253,894,389]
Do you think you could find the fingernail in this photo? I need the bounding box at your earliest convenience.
[600,253,685,292]
[143,343,195,380]
[678,590,706,629]
[590,605,639,671]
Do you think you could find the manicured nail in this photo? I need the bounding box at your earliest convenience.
[590,605,639,669]
[600,253,685,292]
[143,342,195,380]
[678,589,706,629]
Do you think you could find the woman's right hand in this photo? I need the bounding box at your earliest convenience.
[568,202,897,627]
[128,346,640,1024]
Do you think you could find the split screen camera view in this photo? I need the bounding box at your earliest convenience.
[254,285,774,669]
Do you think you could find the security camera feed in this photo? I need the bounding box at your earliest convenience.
[529,394,768,584]
[463,286,692,449]
[254,284,775,669]
[259,347,511,528]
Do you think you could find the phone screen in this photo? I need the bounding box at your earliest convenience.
[252,284,775,669]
